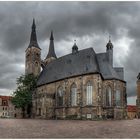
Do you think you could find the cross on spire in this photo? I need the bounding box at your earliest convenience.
[109,35,111,42]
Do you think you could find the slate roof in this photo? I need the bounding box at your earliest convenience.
[96,53,123,80]
[37,47,125,86]
[37,48,99,86]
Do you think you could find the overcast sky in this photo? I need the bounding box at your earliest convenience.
[0,1,139,104]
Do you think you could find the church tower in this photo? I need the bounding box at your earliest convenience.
[106,37,113,66]
[25,19,41,76]
[44,31,57,65]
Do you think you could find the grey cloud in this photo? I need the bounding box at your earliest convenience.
[0,2,139,99]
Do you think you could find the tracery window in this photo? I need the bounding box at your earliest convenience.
[86,81,93,105]
[57,86,63,106]
[115,90,121,106]
[105,87,112,106]
[71,83,77,106]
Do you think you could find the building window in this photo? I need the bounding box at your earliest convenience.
[115,90,121,106]
[2,100,7,106]
[86,81,93,105]
[57,86,63,106]
[105,87,112,106]
[71,83,77,106]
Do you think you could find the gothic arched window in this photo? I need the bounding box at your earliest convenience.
[71,83,77,106]
[115,90,121,106]
[57,86,63,106]
[106,86,112,106]
[86,81,93,105]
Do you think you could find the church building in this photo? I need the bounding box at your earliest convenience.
[25,19,127,120]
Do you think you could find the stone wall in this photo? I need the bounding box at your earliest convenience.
[25,47,41,76]
[32,74,127,120]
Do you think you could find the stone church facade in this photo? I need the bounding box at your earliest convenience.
[25,19,127,120]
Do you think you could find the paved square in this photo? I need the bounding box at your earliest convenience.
[0,119,140,138]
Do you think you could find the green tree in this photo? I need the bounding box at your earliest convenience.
[12,74,38,118]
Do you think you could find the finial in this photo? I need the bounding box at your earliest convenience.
[74,40,77,45]
[32,18,36,30]
[72,39,78,53]
[106,34,113,50]
[109,35,111,42]
[50,30,54,40]
[33,18,35,24]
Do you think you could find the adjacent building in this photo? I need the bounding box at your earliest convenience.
[25,19,127,120]
[127,105,137,119]
[0,95,22,118]
[0,95,15,118]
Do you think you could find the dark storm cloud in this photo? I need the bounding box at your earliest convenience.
[0,1,139,98]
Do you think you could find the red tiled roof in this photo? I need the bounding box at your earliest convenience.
[0,95,12,100]
[127,105,137,112]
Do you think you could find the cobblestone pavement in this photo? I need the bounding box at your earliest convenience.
[0,119,140,138]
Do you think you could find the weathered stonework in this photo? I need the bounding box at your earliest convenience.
[25,47,41,76]
[32,74,127,120]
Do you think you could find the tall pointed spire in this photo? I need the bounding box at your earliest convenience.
[46,31,57,59]
[28,18,40,49]
[32,18,36,30]
[50,30,54,40]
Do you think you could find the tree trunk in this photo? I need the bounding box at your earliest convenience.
[22,107,25,118]
[27,104,32,118]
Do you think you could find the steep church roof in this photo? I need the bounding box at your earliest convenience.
[37,47,125,86]
[37,48,100,86]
